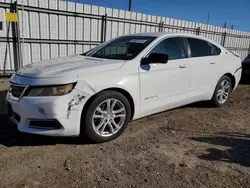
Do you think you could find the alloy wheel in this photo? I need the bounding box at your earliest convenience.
[92,98,126,137]
[217,79,230,104]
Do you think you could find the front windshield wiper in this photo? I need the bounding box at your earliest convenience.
[80,47,98,56]
[90,54,129,60]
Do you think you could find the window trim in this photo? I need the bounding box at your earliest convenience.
[208,42,216,55]
[184,37,191,58]
[210,43,222,55]
[186,37,222,58]
[141,36,189,62]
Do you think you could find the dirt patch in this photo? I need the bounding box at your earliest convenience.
[1,77,250,188]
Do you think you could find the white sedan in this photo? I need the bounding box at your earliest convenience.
[6,32,242,142]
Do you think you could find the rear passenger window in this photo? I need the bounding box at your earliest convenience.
[188,38,213,57]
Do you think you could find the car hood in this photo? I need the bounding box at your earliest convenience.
[17,55,125,79]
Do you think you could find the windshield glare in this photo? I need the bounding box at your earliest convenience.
[84,36,156,60]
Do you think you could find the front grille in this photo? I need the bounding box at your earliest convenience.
[9,83,27,99]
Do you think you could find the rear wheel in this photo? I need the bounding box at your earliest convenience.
[82,91,131,143]
[210,75,232,107]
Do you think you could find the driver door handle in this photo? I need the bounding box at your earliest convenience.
[210,62,216,65]
[179,64,187,68]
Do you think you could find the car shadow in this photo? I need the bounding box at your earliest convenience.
[189,132,250,167]
[239,75,250,85]
[184,101,215,109]
[0,90,8,114]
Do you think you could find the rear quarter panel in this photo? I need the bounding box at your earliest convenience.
[215,50,242,89]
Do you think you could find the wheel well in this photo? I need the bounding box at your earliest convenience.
[107,88,135,120]
[81,88,135,122]
[224,73,236,89]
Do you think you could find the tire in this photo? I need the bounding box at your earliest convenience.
[82,90,131,143]
[210,75,232,107]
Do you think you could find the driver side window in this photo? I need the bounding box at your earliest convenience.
[149,37,187,60]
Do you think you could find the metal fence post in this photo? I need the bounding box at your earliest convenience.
[15,1,22,69]
[158,21,164,32]
[195,27,200,35]
[101,14,107,43]
[10,1,21,72]
[100,15,104,43]
[221,32,227,47]
[248,41,250,55]
[158,22,161,32]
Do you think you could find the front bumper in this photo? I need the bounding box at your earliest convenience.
[6,88,88,137]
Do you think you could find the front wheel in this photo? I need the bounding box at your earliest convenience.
[82,91,131,143]
[210,75,232,107]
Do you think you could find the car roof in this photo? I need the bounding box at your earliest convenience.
[127,32,169,37]
[128,32,208,39]
[126,32,223,48]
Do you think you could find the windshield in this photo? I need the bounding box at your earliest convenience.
[84,36,156,60]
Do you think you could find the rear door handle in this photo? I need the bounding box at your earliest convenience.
[179,64,187,68]
[210,62,216,65]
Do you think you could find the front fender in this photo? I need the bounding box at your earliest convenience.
[75,75,141,121]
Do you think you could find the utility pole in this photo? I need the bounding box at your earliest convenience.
[128,0,132,11]
[223,22,227,28]
[205,13,210,37]
[21,0,24,67]
[206,13,210,25]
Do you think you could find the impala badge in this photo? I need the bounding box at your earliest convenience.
[144,95,158,100]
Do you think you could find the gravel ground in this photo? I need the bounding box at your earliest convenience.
[1,77,250,188]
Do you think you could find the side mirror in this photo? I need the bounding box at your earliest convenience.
[141,53,169,64]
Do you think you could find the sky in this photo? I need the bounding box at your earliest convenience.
[66,0,250,32]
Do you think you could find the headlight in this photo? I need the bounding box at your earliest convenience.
[26,83,75,97]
